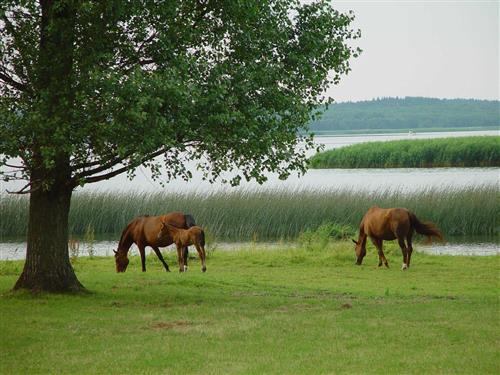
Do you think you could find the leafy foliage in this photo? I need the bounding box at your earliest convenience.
[0,0,360,190]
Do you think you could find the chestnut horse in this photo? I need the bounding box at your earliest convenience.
[114,212,196,273]
[157,222,207,273]
[352,206,443,270]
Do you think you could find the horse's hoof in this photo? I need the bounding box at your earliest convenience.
[202,267,207,272]
[401,263,408,270]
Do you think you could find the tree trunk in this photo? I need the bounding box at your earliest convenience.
[11,0,84,293]
[14,184,84,293]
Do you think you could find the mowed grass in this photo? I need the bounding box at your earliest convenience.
[1,243,499,374]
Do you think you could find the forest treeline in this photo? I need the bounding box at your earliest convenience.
[309,97,499,132]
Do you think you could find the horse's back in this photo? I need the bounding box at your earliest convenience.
[143,212,189,246]
[124,213,188,246]
[363,207,411,239]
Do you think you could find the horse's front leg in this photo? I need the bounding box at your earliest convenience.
[176,245,184,272]
[138,244,147,272]
[371,238,388,268]
[152,246,170,272]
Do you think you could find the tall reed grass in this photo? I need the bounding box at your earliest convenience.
[1,185,497,240]
[309,136,500,168]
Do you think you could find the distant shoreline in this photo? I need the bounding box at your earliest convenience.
[305,126,499,136]
[307,97,499,133]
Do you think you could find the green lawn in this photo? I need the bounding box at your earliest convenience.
[1,243,499,374]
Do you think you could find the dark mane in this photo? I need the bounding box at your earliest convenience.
[118,220,135,250]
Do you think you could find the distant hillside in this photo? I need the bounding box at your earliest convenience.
[309,97,499,132]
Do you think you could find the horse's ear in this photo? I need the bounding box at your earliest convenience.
[113,249,118,254]
[351,239,358,245]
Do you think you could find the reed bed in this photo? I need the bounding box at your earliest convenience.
[309,136,500,168]
[1,185,498,240]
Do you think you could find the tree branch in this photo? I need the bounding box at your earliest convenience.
[0,71,26,92]
[74,147,171,185]
[1,14,33,92]
[3,162,26,169]
[72,152,123,172]
[6,180,39,195]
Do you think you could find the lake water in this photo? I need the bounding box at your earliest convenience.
[1,238,498,261]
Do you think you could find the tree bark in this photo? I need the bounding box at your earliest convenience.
[13,182,84,293]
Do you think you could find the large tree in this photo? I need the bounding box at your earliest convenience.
[0,0,360,292]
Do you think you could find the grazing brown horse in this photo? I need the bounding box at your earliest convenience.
[114,212,196,273]
[352,206,443,270]
[157,223,207,273]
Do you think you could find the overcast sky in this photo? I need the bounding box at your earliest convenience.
[326,0,499,102]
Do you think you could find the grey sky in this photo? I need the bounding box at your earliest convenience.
[327,0,499,102]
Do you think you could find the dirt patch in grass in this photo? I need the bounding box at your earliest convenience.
[232,289,354,300]
[150,320,192,330]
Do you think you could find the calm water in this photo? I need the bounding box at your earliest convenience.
[1,238,498,261]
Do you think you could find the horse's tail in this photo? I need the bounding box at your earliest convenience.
[184,214,196,228]
[409,211,443,242]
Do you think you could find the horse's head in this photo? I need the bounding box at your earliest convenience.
[114,250,129,272]
[352,239,366,265]
[157,221,169,240]
[157,221,177,241]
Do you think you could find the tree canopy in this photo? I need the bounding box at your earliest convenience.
[1,0,360,191]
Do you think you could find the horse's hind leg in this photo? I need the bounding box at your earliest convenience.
[406,233,414,268]
[398,237,409,270]
[182,246,189,272]
[194,243,207,272]
[152,246,170,272]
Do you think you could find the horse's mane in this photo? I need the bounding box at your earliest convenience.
[118,219,137,250]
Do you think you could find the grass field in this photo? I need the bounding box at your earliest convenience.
[1,185,498,240]
[309,136,500,168]
[1,243,499,374]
